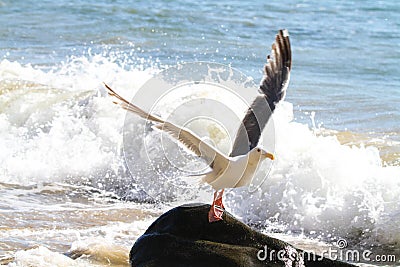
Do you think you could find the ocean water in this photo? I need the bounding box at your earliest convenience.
[0,0,399,266]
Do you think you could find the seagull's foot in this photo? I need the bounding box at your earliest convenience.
[208,189,225,223]
[208,204,224,222]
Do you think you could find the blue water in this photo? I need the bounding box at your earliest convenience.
[1,0,399,133]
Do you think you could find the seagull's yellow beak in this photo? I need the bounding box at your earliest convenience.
[264,152,275,160]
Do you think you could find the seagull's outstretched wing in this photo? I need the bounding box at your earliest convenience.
[105,84,229,170]
[105,84,164,123]
[153,122,228,170]
[230,29,291,157]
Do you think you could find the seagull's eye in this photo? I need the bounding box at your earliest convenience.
[257,148,261,152]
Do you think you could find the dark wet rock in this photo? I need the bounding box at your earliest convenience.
[130,204,356,267]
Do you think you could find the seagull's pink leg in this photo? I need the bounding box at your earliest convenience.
[208,189,225,222]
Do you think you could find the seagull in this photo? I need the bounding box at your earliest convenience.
[105,29,291,222]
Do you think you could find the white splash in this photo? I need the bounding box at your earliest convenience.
[0,57,153,184]
[228,101,400,247]
[1,56,399,255]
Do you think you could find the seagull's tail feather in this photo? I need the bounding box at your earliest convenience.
[104,83,164,124]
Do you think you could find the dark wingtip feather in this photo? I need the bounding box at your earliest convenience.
[260,29,292,112]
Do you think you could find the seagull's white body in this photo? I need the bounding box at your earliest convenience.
[204,149,267,190]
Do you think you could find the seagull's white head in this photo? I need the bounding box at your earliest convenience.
[249,147,274,164]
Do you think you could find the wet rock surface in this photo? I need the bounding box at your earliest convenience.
[130,204,355,267]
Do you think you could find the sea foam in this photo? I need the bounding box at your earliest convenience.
[1,56,399,252]
[229,101,400,249]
